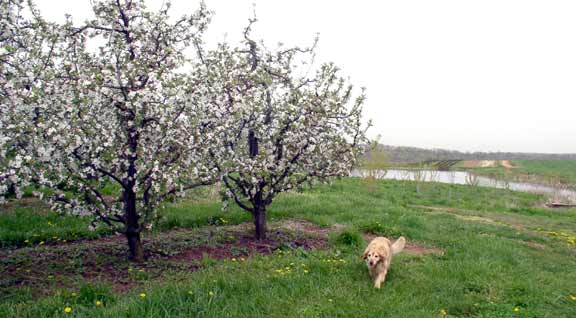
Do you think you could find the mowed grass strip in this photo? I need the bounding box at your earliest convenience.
[1,178,576,317]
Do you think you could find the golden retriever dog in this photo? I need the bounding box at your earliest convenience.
[363,236,406,288]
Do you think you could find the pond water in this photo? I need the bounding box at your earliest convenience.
[351,169,576,204]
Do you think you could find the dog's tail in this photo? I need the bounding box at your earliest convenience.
[391,236,406,255]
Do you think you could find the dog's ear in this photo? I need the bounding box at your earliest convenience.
[362,248,369,260]
[377,250,386,262]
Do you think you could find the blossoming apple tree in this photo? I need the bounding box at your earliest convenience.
[1,0,62,197]
[1,0,216,261]
[202,21,369,239]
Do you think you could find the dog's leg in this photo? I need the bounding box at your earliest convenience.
[374,270,388,289]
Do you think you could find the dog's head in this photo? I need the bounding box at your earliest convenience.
[363,249,384,268]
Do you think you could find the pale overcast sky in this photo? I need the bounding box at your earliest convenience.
[35,0,576,153]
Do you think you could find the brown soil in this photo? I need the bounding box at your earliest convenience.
[500,160,515,169]
[1,219,443,298]
[460,160,515,169]
[461,160,497,168]
[0,219,329,296]
[274,219,346,238]
[169,231,325,263]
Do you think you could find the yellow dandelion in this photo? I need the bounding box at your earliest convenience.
[64,307,72,313]
[128,267,133,272]
[138,268,145,272]
[52,236,58,240]
[570,295,576,301]
[328,299,333,302]
[285,266,290,270]
[275,269,283,273]
[39,241,45,245]
[95,300,102,306]
[209,291,214,297]
[187,291,193,295]
[514,307,520,312]
[71,292,77,297]
[48,275,53,279]
[231,258,237,262]
[24,239,29,244]
[304,269,309,274]
[440,309,447,315]
[240,257,245,261]
[139,292,146,298]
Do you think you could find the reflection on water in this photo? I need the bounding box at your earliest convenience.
[352,169,576,203]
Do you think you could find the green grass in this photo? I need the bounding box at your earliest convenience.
[460,160,576,188]
[0,203,112,248]
[1,178,576,317]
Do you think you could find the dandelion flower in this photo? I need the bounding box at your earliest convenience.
[209,291,214,297]
[231,258,237,262]
[275,269,283,273]
[328,299,333,302]
[570,295,576,301]
[440,309,447,315]
[138,269,145,272]
[64,307,72,313]
[304,269,309,274]
[39,241,45,245]
[95,300,102,306]
[187,291,193,295]
[139,293,146,298]
[24,240,29,244]
[514,307,520,312]
[71,293,77,297]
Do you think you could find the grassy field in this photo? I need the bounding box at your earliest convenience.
[1,178,576,317]
[458,160,576,188]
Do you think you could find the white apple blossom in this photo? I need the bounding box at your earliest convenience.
[1,0,216,261]
[201,20,369,239]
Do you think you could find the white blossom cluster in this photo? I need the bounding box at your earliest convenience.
[1,2,368,239]
[200,21,369,215]
[1,0,215,232]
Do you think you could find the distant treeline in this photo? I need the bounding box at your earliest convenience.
[368,145,576,163]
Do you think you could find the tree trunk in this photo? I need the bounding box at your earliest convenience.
[123,186,144,262]
[253,205,267,240]
[126,229,144,262]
